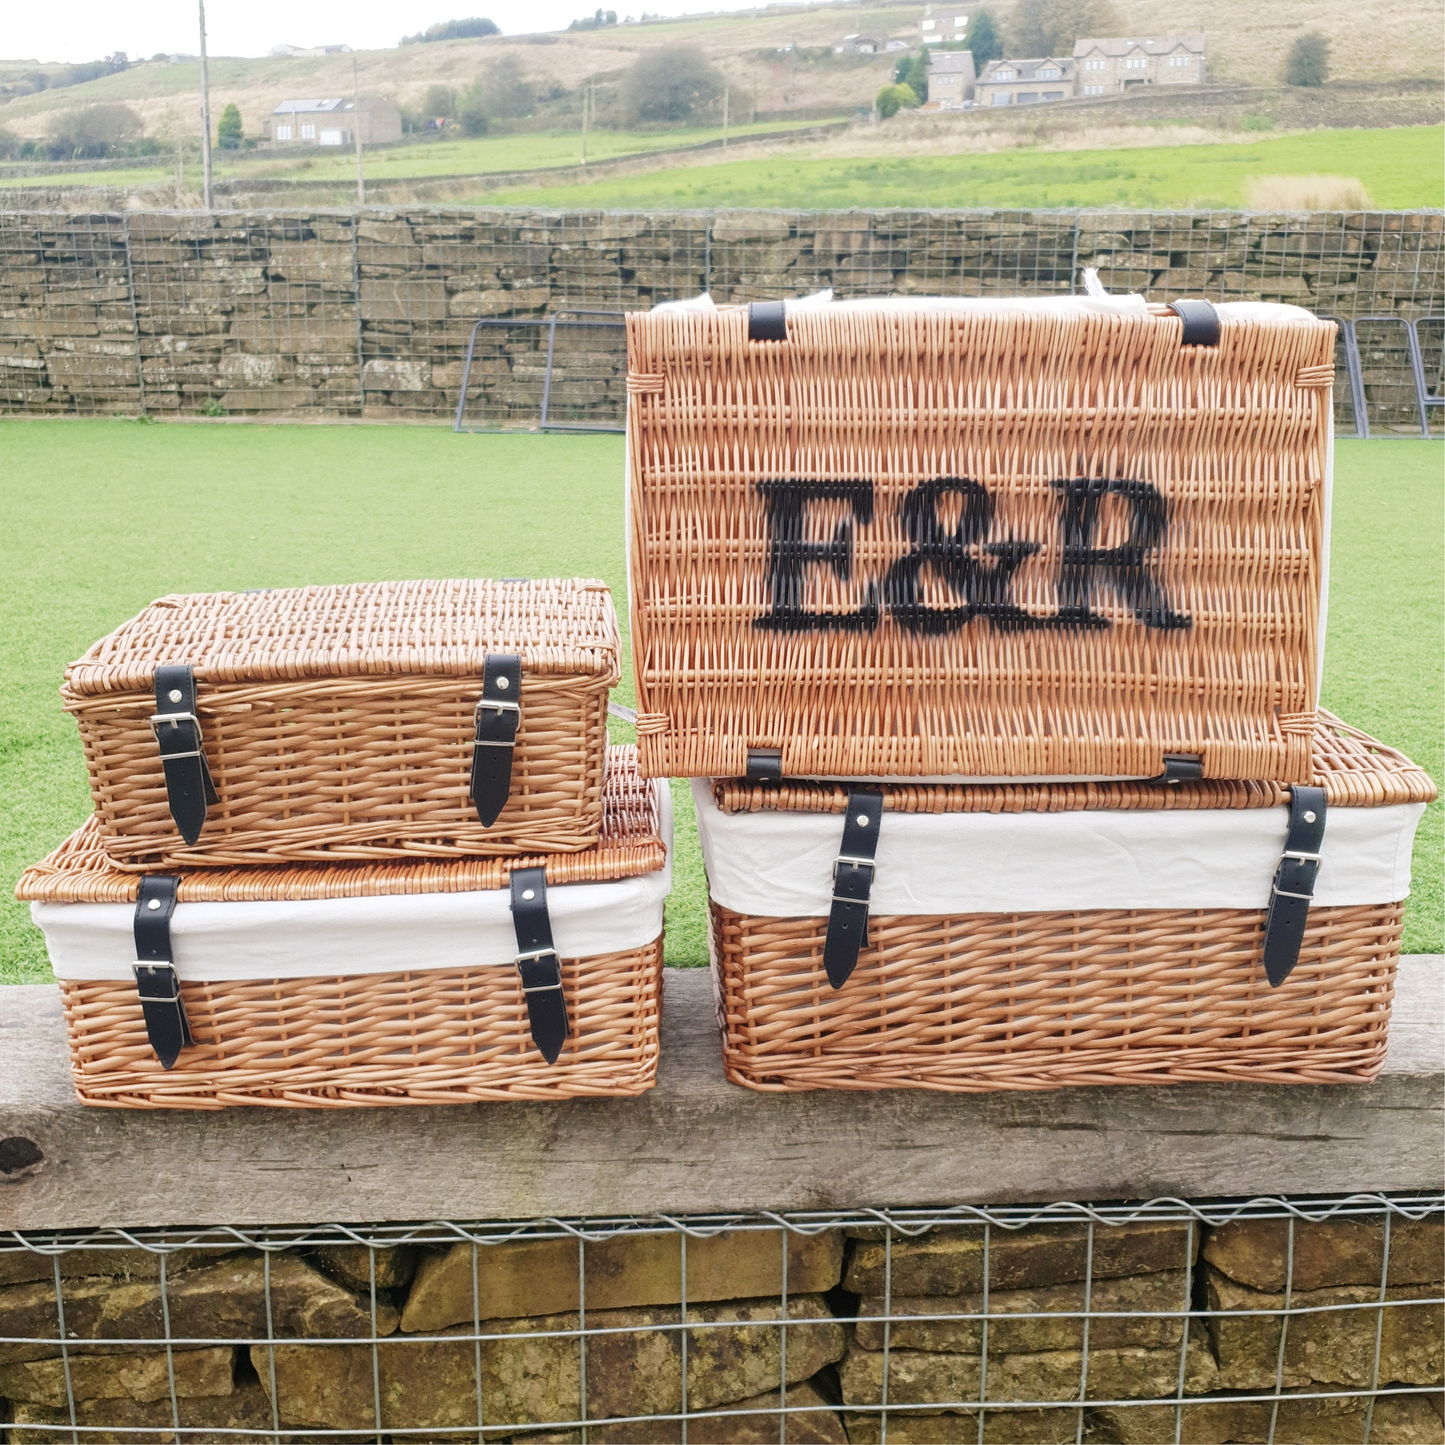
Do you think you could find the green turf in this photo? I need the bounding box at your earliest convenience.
[482,125,1444,211]
[0,423,1438,985]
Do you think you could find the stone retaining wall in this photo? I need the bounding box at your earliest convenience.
[0,208,1440,430]
[2,1212,1441,1442]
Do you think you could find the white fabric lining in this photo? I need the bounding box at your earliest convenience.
[36,787,672,984]
[693,779,1422,917]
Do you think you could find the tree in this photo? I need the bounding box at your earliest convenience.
[422,84,456,118]
[875,82,919,119]
[569,8,618,29]
[892,52,929,102]
[456,55,535,133]
[620,45,725,126]
[1010,0,1120,57]
[47,102,143,158]
[401,17,500,44]
[216,103,242,149]
[965,9,1004,65]
[1283,31,1330,86]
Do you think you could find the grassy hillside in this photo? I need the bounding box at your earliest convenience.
[0,0,1439,153]
[483,124,1444,210]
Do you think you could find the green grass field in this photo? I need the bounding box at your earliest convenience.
[484,125,1444,211]
[0,423,1439,985]
[0,121,836,192]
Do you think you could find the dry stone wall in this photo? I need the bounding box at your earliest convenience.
[0,208,1440,430]
[1,1213,1441,1443]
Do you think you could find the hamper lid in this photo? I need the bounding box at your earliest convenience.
[711,716,1436,816]
[18,746,664,905]
[63,578,619,695]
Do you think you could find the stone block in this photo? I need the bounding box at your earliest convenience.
[1096,1389,1445,1445]
[855,1270,1188,1355]
[357,219,415,246]
[216,353,281,386]
[360,278,448,321]
[0,1345,235,1405]
[1203,1216,1444,1293]
[1206,1266,1444,1390]
[265,242,352,281]
[402,1228,843,1334]
[448,286,551,317]
[843,1406,1078,1444]
[838,1323,1215,1407]
[311,1245,417,1294]
[844,1222,1194,1298]
[713,214,794,242]
[444,268,504,293]
[0,1254,391,1365]
[45,354,138,390]
[255,1294,843,1432]
[361,358,430,391]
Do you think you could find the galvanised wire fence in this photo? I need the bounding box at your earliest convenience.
[0,1194,1441,1443]
[0,209,1439,435]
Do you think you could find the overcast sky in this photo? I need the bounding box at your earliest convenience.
[5,0,778,64]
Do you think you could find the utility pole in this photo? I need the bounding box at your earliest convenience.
[581,80,589,167]
[722,85,729,147]
[352,57,365,204]
[197,0,213,209]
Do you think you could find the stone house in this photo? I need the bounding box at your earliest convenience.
[919,8,969,45]
[974,57,1074,106]
[925,50,976,109]
[834,31,889,54]
[264,96,402,147]
[1073,35,1207,95]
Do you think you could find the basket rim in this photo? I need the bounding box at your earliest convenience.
[64,578,620,696]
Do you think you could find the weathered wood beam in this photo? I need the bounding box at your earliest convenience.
[2,960,1440,1232]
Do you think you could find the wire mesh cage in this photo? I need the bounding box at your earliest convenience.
[1,1195,1441,1442]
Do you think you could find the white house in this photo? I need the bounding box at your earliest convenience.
[919,7,968,44]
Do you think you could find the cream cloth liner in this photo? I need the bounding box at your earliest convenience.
[35,786,672,984]
[692,779,1422,917]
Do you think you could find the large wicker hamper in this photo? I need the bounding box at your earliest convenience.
[63,578,619,868]
[696,717,1432,1092]
[18,748,668,1108]
[626,295,1337,784]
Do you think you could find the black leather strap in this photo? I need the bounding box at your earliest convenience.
[132,876,193,1070]
[1153,753,1204,787]
[151,664,217,847]
[746,748,783,782]
[823,789,883,990]
[509,866,570,1064]
[748,300,788,342]
[470,654,522,828]
[1261,786,1327,987]
[1166,299,1221,347]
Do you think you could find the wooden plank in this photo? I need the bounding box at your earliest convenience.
[1,960,1440,1232]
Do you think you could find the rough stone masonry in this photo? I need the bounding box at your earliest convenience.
[1,1213,1441,1443]
[0,208,1439,429]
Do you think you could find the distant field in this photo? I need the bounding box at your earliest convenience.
[0,120,835,192]
[484,125,1444,211]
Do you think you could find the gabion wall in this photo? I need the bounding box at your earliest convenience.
[0,208,1439,432]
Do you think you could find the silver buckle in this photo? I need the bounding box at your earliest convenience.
[833,855,876,880]
[1281,850,1321,862]
[516,948,563,992]
[475,699,521,719]
[1272,886,1315,902]
[132,963,182,1002]
[149,710,200,736]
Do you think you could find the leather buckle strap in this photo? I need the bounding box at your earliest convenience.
[509,866,570,1064]
[748,300,788,342]
[152,664,218,847]
[470,654,522,827]
[1261,785,1327,987]
[823,789,883,990]
[132,875,193,1070]
[1166,298,1221,346]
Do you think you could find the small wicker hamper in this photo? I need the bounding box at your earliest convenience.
[63,578,619,869]
[696,717,1433,1093]
[18,747,668,1108]
[627,295,1337,784]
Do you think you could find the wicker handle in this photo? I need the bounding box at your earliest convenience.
[627,372,665,396]
[634,712,670,736]
[1295,363,1335,387]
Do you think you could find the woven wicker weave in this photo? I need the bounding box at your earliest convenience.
[708,718,1432,1093]
[21,748,665,1109]
[63,579,619,868]
[626,302,1336,783]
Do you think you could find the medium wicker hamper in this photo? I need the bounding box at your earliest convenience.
[18,747,668,1108]
[626,295,1337,784]
[696,717,1432,1092]
[63,578,619,868]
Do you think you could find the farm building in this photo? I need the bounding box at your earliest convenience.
[264,96,401,147]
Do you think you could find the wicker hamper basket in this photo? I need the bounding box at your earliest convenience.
[696,717,1433,1092]
[18,748,668,1108]
[63,578,619,868]
[627,295,1337,784]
